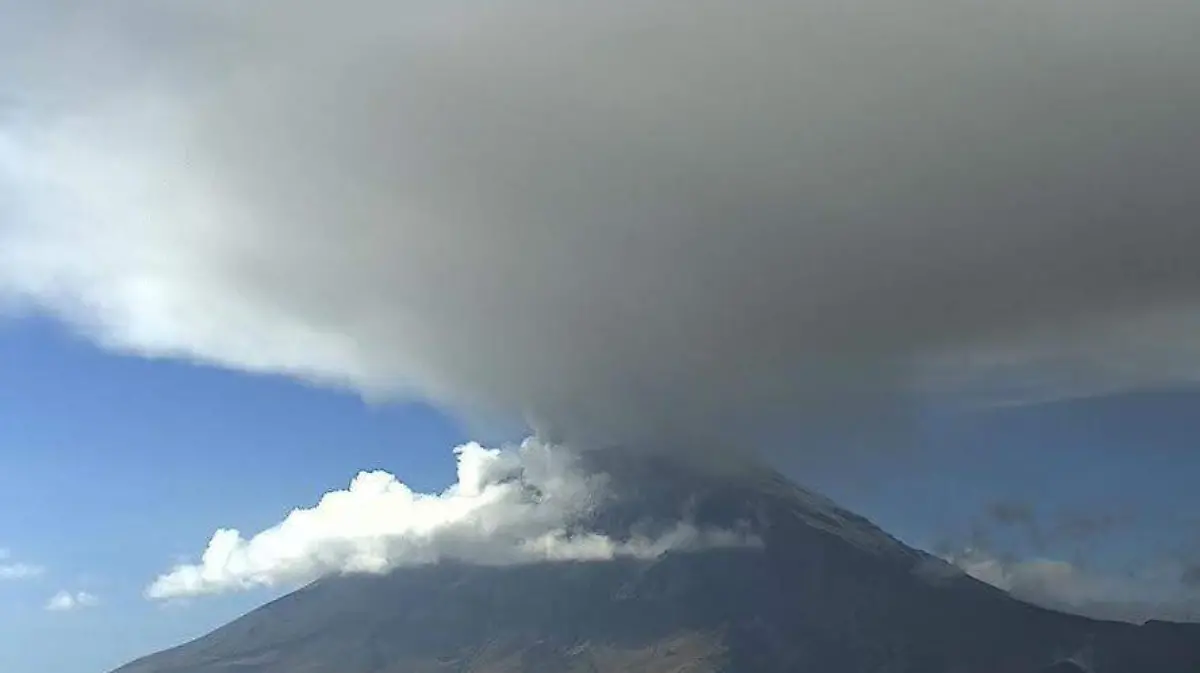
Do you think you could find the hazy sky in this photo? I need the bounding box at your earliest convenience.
[2,1,1200,671]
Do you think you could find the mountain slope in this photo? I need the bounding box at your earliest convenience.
[113,453,1200,673]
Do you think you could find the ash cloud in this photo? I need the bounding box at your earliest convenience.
[1053,512,1129,542]
[952,500,1139,562]
[3,1,1200,449]
[987,502,1038,529]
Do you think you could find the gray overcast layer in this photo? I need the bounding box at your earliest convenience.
[2,0,1200,450]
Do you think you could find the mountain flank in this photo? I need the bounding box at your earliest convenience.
[114,452,1200,673]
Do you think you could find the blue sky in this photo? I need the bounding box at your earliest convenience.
[0,318,472,673]
[2,317,1199,673]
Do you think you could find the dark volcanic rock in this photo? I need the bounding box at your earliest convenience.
[112,452,1200,673]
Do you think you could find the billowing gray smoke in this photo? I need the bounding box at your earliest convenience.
[2,0,1200,449]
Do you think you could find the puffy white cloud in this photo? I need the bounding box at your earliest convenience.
[0,549,44,580]
[147,439,754,600]
[2,0,1200,451]
[946,548,1200,623]
[45,590,99,611]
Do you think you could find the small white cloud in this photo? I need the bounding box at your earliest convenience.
[147,438,754,600]
[0,549,44,580]
[45,590,99,612]
[0,563,44,580]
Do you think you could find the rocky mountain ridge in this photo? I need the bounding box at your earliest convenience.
[113,451,1200,673]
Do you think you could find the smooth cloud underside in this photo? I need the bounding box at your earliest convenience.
[147,439,756,600]
[1,0,1200,449]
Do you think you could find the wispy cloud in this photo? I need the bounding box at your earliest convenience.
[0,549,44,580]
[957,500,1138,555]
[986,501,1037,528]
[45,590,99,612]
[147,438,755,600]
[945,548,1200,623]
[0,563,44,580]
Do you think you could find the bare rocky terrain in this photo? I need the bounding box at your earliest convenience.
[113,453,1200,673]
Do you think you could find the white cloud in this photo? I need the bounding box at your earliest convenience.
[945,548,1200,623]
[45,590,99,612]
[0,549,44,580]
[147,438,754,600]
[0,563,44,580]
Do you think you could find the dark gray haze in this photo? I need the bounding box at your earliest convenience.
[2,0,1200,450]
[971,501,1131,552]
[1183,565,1200,588]
[989,502,1039,529]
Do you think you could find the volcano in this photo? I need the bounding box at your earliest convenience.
[112,452,1200,673]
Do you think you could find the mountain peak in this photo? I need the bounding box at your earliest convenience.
[113,456,1200,673]
[575,446,925,567]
